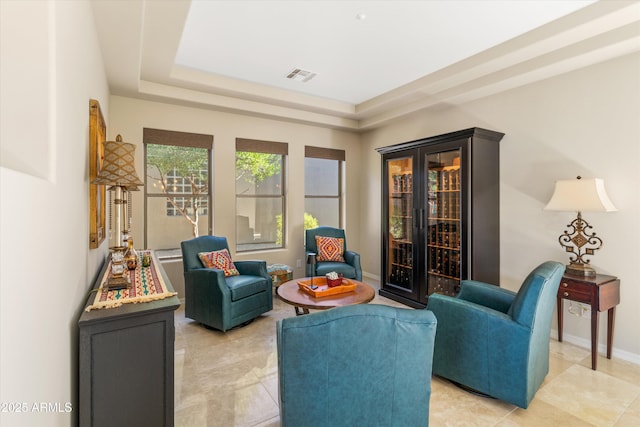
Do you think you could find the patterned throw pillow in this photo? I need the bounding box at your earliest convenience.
[198,249,240,277]
[315,236,345,262]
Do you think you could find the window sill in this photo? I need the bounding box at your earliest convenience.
[154,248,182,261]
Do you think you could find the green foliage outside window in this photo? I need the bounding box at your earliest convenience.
[276,212,318,245]
[147,144,208,238]
[304,212,320,230]
[235,152,281,186]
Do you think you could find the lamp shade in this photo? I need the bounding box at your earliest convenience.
[92,135,143,187]
[306,253,317,266]
[544,177,617,213]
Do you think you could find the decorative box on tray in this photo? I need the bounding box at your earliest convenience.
[298,278,357,297]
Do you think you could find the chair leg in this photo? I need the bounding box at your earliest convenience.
[294,306,310,316]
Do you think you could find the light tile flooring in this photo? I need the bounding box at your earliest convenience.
[174,279,640,427]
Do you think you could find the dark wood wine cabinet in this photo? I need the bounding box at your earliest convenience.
[377,127,504,308]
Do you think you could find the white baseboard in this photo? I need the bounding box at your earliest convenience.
[362,271,380,282]
[550,328,640,366]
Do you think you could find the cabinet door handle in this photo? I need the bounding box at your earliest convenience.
[562,282,568,287]
[563,292,569,297]
[414,209,424,229]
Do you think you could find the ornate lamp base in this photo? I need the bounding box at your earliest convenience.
[106,246,131,291]
[565,261,596,277]
[106,275,131,291]
[558,211,602,278]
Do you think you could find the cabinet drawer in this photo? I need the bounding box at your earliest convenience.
[558,288,591,304]
[558,280,592,304]
[560,279,591,293]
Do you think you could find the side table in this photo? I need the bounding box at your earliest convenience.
[267,264,293,292]
[556,272,620,370]
[277,278,375,315]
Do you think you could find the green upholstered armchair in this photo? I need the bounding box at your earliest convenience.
[277,304,437,427]
[305,226,362,280]
[180,236,272,332]
[426,261,564,408]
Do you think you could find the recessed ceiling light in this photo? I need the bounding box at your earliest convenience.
[286,68,317,83]
[356,13,367,20]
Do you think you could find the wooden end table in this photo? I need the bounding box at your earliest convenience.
[556,272,620,370]
[277,277,375,315]
[267,264,293,293]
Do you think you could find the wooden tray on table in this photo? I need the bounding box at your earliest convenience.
[298,278,357,298]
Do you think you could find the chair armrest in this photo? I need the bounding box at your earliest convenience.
[234,260,270,280]
[428,293,512,322]
[457,280,516,314]
[428,293,529,342]
[344,250,362,280]
[344,250,359,265]
[184,268,229,298]
[183,268,231,328]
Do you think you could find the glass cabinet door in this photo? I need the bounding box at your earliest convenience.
[426,149,461,296]
[386,157,413,290]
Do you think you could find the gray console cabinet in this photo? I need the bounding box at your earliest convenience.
[78,257,180,426]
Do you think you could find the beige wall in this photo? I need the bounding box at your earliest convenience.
[361,52,640,362]
[0,1,110,426]
[109,96,362,279]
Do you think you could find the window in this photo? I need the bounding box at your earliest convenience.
[144,128,213,252]
[236,138,287,252]
[165,168,208,217]
[304,146,344,229]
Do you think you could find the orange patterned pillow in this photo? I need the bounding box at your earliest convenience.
[315,236,345,262]
[198,249,240,276]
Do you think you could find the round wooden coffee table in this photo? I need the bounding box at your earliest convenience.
[278,277,375,315]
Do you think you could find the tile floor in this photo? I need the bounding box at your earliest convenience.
[174,279,640,427]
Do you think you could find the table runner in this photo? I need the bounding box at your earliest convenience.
[85,253,177,312]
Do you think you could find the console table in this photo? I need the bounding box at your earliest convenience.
[78,252,180,426]
[556,272,620,370]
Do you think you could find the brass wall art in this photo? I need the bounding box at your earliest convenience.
[89,99,106,248]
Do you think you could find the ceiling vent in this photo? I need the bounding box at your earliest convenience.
[286,68,316,83]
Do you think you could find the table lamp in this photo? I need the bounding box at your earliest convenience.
[544,176,617,277]
[307,253,317,287]
[92,135,143,289]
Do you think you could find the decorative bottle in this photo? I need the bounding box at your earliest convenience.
[124,237,138,270]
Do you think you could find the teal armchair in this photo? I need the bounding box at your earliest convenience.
[426,261,564,408]
[305,226,362,280]
[277,304,437,427]
[181,236,272,332]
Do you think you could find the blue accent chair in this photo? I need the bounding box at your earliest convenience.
[181,236,273,332]
[426,261,565,408]
[277,304,437,426]
[305,226,362,280]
